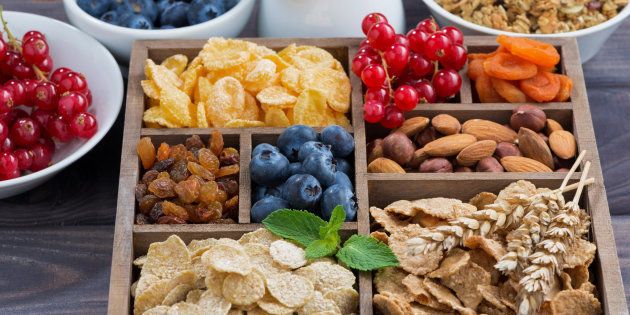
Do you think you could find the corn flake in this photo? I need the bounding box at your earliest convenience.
[224,119,265,128]
[266,273,314,308]
[257,86,297,108]
[297,291,341,315]
[222,271,266,306]
[160,85,193,127]
[299,67,350,113]
[201,244,252,276]
[161,54,188,76]
[142,80,161,100]
[206,77,245,127]
[269,240,307,269]
[293,89,328,126]
[201,38,254,71]
[323,287,359,314]
[145,59,182,89]
[280,67,302,94]
[294,261,355,294]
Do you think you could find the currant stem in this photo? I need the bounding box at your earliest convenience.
[433,61,439,77]
[32,65,48,81]
[0,6,21,53]
[378,51,394,101]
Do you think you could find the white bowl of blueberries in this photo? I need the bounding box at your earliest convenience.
[63,0,255,62]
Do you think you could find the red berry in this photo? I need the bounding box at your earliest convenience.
[351,54,373,77]
[441,45,468,71]
[424,32,452,61]
[58,92,89,122]
[357,46,379,60]
[11,117,41,147]
[0,168,20,180]
[394,85,419,111]
[22,79,40,105]
[394,71,419,87]
[23,30,46,43]
[33,82,59,111]
[35,55,54,73]
[29,143,52,172]
[0,152,18,176]
[4,80,26,105]
[37,137,55,154]
[416,18,439,33]
[394,34,409,47]
[57,72,88,93]
[83,89,93,106]
[14,148,33,171]
[363,100,385,123]
[432,69,462,99]
[383,44,410,77]
[1,108,28,125]
[0,38,6,62]
[0,88,14,114]
[69,112,98,139]
[51,67,72,84]
[442,26,464,46]
[12,61,36,79]
[0,120,7,143]
[0,51,20,74]
[47,114,73,142]
[365,87,389,104]
[408,53,433,78]
[1,137,13,153]
[31,109,54,130]
[359,39,371,48]
[361,64,387,88]
[22,37,49,65]
[412,80,437,103]
[380,106,404,129]
[406,29,430,53]
[361,13,388,35]
[367,22,396,51]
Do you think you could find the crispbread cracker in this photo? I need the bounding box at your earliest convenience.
[370,207,410,233]
[463,235,507,261]
[374,267,415,302]
[323,287,359,314]
[411,198,476,220]
[388,224,443,276]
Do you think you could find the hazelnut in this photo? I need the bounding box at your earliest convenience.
[407,148,429,169]
[538,132,549,144]
[367,139,384,164]
[476,157,504,172]
[382,132,415,165]
[419,158,453,173]
[416,127,439,146]
[455,166,473,172]
[494,142,522,159]
[510,104,547,132]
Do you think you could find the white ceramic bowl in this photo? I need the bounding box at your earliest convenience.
[0,11,123,199]
[63,0,256,62]
[422,0,630,62]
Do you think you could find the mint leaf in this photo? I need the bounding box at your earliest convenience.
[319,205,345,239]
[308,205,345,259]
[262,209,326,247]
[336,235,399,271]
[305,237,338,259]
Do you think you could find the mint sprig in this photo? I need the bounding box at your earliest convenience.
[262,206,399,271]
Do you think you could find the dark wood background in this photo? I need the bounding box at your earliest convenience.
[1,0,629,313]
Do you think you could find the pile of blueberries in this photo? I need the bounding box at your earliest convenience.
[250,125,357,223]
[77,0,238,30]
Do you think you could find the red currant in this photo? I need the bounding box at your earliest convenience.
[22,37,49,65]
[84,89,93,106]
[383,44,410,77]
[0,152,18,177]
[33,82,59,111]
[432,69,462,99]
[0,88,14,114]
[22,79,40,105]
[0,38,6,62]
[363,100,385,123]
[37,137,55,154]
[416,18,439,33]
[381,106,404,129]
[1,108,28,125]
[50,67,72,84]
[47,115,73,142]
[11,117,41,147]
[31,109,53,130]
[14,148,33,171]
[29,143,52,172]
[0,137,13,153]
[441,45,467,71]
[35,55,54,73]
[70,112,98,139]
[12,61,36,80]
[394,85,419,111]
[357,46,379,60]
[412,80,437,103]
[0,120,7,143]
[394,34,409,47]
[57,72,88,93]
[365,87,389,104]
[367,22,396,51]
[0,51,20,75]
[23,31,46,43]
[361,64,387,88]
[359,39,371,48]
[406,29,430,54]
[424,32,452,61]
[408,53,433,78]
[4,80,26,106]
[58,92,88,122]
[442,26,464,46]
[361,13,388,35]
[351,54,373,77]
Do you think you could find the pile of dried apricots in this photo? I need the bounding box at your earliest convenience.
[468,35,573,103]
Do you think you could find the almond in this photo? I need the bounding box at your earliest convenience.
[431,114,461,135]
[407,148,429,168]
[462,119,517,143]
[423,134,477,157]
[456,140,497,166]
[549,130,577,159]
[546,118,564,136]
[367,157,406,173]
[500,156,553,172]
[517,127,554,169]
[396,116,430,137]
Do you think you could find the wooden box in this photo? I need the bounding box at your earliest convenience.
[108,37,627,314]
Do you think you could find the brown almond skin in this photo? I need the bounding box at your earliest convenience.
[500,156,553,172]
[549,130,577,159]
[423,134,477,157]
[367,139,384,164]
[416,127,439,147]
[494,142,522,159]
[368,157,406,173]
[396,116,430,137]
[476,157,504,172]
[546,118,564,136]
[517,127,555,169]
[462,119,517,143]
[456,140,497,167]
[510,104,547,132]
[431,114,461,135]
[419,158,453,173]
[382,131,415,165]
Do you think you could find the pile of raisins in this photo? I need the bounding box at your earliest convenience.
[134,130,240,224]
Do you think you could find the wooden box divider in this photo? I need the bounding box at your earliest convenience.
[108,37,627,315]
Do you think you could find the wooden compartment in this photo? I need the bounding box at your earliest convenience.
[108,37,626,315]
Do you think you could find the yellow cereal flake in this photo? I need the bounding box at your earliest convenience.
[222,271,266,306]
[160,54,188,76]
[299,67,350,113]
[160,85,193,127]
[292,89,328,127]
[201,244,252,276]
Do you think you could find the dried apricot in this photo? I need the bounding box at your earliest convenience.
[497,35,560,68]
[162,201,190,221]
[490,78,528,103]
[476,73,506,103]
[216,164,239,178]
[137,137,156,169]
[483,52,537,80]
[467,46,507,60]
[467,59,485,81]
[209,129,224,156]
[157,142,170,161]
[553,74,573,102]
[188,162,215,181]
[519,71,561,102]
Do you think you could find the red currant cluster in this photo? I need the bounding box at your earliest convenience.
[353,13,467,129]
[0,16,98,181]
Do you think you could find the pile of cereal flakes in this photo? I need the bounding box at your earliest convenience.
[435,0,628,33]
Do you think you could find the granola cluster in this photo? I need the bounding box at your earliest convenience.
[436,0,628,33]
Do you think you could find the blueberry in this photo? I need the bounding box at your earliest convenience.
[157,0,177,13]
[160,2,191,27]
[114,2,134,21]
[321,184,357,221]
[335,158,352,176]
[188,0,225,25]
[333,171,353,190]
[252,143,279,157]
[127,0,159,22]
[100,10,120,25]
[277,125,318,162]
[78,0,113,17]
[301,153,336,188]
[225,0,239,10]
[121,14,153,29]
[288,162,302,176]
[160,24,176,29]
[297,141,332,162]
[250,149,289,186]
[251,196,290,223]
[321,125,354,158]
[283,174,322,210]
[252,185,284,203]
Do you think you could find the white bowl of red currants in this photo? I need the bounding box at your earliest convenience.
[63,0,256,62]
[0,11,124,198]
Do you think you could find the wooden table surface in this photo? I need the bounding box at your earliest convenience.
[1,0,630,313]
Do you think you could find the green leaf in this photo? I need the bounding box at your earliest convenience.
[262,209,326,247]
[305,237,338,259]
[308,205,345,259]
[336,235,399,271]
[319,205,345,239]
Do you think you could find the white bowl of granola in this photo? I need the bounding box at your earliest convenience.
[422,0,630,62]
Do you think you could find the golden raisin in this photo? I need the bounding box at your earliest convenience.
[138,194,160,215]
[199,181,219,204]
[157,142,170,161]
[162,200,190,221]
[196,204,222,223]
[187,162,214,181]
[157,215,186,224]
[157,171,170,179]
[174,179,200,204]
[206,200,223,216]
[169,144,188,162]
[148,177,176,198]
[224,195,238,214]
[170,160,190,183]
[216,164,239,178]
[209,129,224,156]
[215,188,228,204]
[137,137,156,169]
[219,147,240,166]
[185,135,204,150]
[198,148,220,174]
